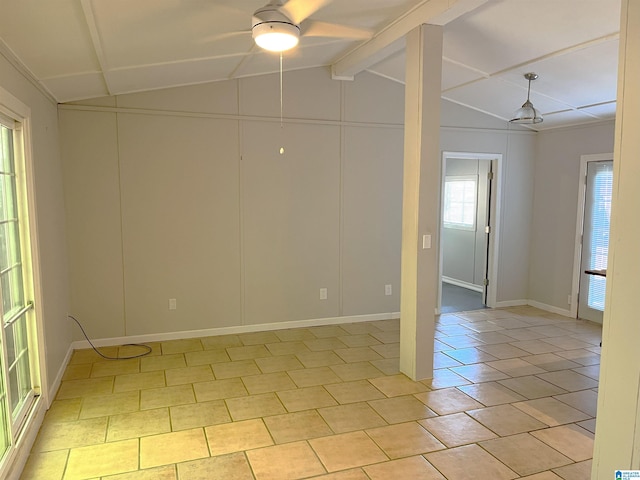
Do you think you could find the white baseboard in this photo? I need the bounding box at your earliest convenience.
[442,276,483,293]
[47,344,74,407]
[494,299,528,308]
[5,396,46,480]
[526,300,573,318]
[71,312,401,350]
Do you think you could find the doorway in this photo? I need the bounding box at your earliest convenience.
[572,154,613,323]
[438,152,500,314]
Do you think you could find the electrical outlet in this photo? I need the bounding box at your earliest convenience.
[169,298,177,310]
[319,288,328,300]
[385,284,392,296]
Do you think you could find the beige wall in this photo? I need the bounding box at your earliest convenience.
[60,67,537,341]
[0,54,71,398]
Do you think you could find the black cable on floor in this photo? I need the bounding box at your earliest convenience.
[68,315,152,360]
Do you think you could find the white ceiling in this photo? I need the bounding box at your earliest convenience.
[0,0,621,130]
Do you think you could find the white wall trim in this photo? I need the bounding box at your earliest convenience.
[47,344,74,406]
[527,299,573,318]
[442,276,483,293]
[5,397,46,480]
[0,40,57,105]
[71,312,401,350]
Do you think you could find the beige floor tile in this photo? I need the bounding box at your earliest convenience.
[227,344,272,361]
[509,340,564,355]
[467,404,547,436]
[368,395,437,423]
[437,335,484,349]
[513,397,590,426]
[90,358,140,378]
[80,391,140,419]
[117,342,162,358]
[107,408,171,441]
[555,349,601,366]
[310,431,388,472]
[450,364,510,383]
[161,338,203,355]
[211,359,261,379]
[225,392,286,420]
[113,370,166,393]
[425,369,471,389]
[498,376,568,399]
[276,385,338,412]
[140,384,195,410]
[470,332,518,345]
[366,422,444,458]
[200,334,242,350]
[370,358,400,376]
[414,387,484,415]
[65,439,139,479]
[487,358,547,376]
[330,362,384,381]
[480,433,572,476]
[69,347,119,365]
[242,371,297,394]
[577,418,596,433]
[334,347,383,363]
[287,366,342,387]
[539,336,595,350]
[63,364,92,381]
[425,444,518,480]
[193,378,248,402]
[536,370,599,392]
[517,473,563,480]
[263,410,333,443]
[19,450,68,480]
[256,354,304,373]
[434,352,463,369]
[44,398,82,423]
[165,365,214,386]
[420,412,498,447]
[205,418,274,455]
[370,329,400,342]
[338,334,381,348]
[552,459,592,480]
[572,364,600,380]
[32,417,107,452]
[184,349,230,366]
[324,380,385,404]
[306,468,369,479]
[443,347,498,365]
[302,338,348,353]
[368,374,428,397]
[273,328,316,342]
[140,353,186,372]
[364,456,445,480]
[457,382,527,406]
[531,424,594,461]
[247,441,327,480]
[475,344,535,360]
[309,325,350,338]
[296,349,345,367]
[177,453,253,480]
[341,323,384,335]
[519,354,582,372]
[266,341,311,356]
[56,376,114,400]
[100,465,177,480]
[553,390,598,416]
[239,331,281,345]
[140,428,209,468]
[318,402,386,433]
[170,399,231,430]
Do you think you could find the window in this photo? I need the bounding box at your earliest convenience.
[443,176,477,230]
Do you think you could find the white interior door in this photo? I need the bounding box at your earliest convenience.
[577,160,613,323]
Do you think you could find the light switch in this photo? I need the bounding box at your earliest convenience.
[422,234,431,249]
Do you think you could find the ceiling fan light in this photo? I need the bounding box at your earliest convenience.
[510,100,543,124]
[253,22,300,52]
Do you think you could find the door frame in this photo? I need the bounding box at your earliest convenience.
[438,151,503,314]
[570,152,614,319]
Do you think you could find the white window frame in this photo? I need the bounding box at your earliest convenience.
[442,175,477,231]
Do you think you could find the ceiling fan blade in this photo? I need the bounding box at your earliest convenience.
[280,0,333,24]
[300,20,373,39]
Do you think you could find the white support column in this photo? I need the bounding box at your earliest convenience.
[592,0,640,477]
[399,24,442,381]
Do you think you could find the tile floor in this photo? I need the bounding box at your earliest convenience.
[20,305,601,479]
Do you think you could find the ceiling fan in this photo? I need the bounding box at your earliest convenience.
[251,0,373,52]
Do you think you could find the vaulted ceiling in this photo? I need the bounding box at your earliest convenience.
[0,0,621,130]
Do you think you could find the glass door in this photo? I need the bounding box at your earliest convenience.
[578,160,613,323]
[0,119,36,453]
